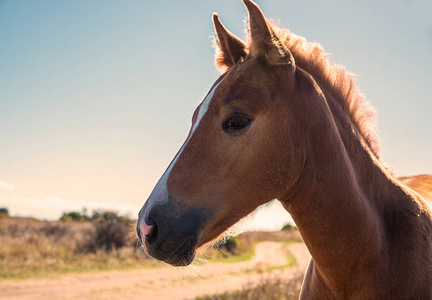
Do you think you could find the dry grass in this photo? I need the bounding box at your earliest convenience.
[0,215,303,280]
[195,272,304,300]
[0,216,156,279]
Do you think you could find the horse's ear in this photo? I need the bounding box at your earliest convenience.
[213,13,248,72]
[243,0,294,67]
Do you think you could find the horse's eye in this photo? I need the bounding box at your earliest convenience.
[223,114,251,132]
[227,116,249,128]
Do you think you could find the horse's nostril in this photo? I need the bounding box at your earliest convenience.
[147,219,159,245]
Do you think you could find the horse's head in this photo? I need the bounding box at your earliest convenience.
[137,0,325,266]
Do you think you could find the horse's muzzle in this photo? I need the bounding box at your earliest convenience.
[137,196,210,266]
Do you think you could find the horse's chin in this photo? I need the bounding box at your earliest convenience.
[163,239,197,267]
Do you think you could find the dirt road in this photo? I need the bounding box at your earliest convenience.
[1,242,310,300]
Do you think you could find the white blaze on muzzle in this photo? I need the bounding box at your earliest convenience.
[140,80,223,236]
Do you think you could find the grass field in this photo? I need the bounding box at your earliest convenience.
[0,214,302,280]
[195,273,304,300]
[1,213,308,300]
[0,216,159,279]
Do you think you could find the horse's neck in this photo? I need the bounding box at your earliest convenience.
[282,92,420,291]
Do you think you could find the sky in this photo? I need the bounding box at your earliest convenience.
[1,0,431,230]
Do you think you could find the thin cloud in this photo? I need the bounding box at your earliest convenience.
[0,181,15,190]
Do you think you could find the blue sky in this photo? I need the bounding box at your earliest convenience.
[0,1,431,228]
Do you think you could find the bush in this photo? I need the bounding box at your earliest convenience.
[0,208,9,217]
[60,210,89,222]
[281,223,297,231]
[81,211,131,253]
[218,236,240,254]
[0,216,152,279]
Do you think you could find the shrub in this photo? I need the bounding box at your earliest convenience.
[60,211,89,222]
[218,236,240,254]
[0,208,9,217]
[81,211,131,253]
[281,223,297,231]
[0,216,152,279]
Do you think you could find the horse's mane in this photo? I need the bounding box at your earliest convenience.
[270,25,381,159]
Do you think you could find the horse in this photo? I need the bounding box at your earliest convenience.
[137,0,432,298]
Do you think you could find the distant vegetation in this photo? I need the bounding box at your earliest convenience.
[203,227,301,264]
[203,235,255,263]
[60,210,89,222]
[281,223,297,231]
[60,210,132,252]
[0,209,303,280]
[0,210,157,279]
[0,207,9,217]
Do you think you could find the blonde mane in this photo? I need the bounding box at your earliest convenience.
[271,25,381,158]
